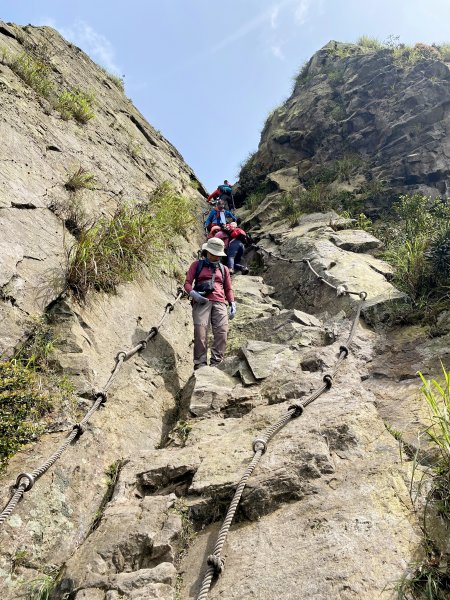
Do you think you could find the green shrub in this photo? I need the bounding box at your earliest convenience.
[0,359,51,472]
[436,43,450,61]
[66,182,194,298]
[396,367,450,599]
[27,573,56,600]
[381,194,450,304]
[357,36,383,50]
[55,89,95,123]
[65,166,96,191]
[0,319,73,472]
[330,104,346,122]
[244,184,269,211]
[9,52,53,98]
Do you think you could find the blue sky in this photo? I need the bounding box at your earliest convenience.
[2,0,450,191]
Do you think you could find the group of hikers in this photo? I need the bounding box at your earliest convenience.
[184,180,252,370]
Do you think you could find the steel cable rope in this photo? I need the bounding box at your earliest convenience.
[0,290,184,527]
[253,243,365,297]
[197,236,367,599]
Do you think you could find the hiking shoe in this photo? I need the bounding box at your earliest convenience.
[229,268,235,275]
[241,266,249,275]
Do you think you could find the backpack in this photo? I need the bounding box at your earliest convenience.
[218,184,232,198]
[194,259,225,295]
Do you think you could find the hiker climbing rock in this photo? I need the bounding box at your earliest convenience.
[226,224,250,274]
[184,237,236,370]
[204,201,237,231]
[208,179,235,210]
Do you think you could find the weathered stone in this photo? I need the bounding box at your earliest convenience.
[186,367,240,417]
[242,339,292,380]
[329,229,382,252]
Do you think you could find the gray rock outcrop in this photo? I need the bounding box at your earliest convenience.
[237,40,450,209]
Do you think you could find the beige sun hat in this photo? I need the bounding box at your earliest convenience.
[202,237,227,257]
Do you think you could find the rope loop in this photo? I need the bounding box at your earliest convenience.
[177,286,185,297]
[139,340,148,350]
[15,472,34,492]
[323,374,333,388]
[288,403,304,418]
[148,326,158,338]
[72,423,85,438]
[207,554,225,575]
[289,258,293,263]
[166,302,175,313]
[94,390,108,404]
[116,351,127,362]
[252,438,267,454]
[302,258,308,264]
[339,344,349,358]
[359,291,368,300]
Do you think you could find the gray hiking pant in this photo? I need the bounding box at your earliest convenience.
[192,301,229,369]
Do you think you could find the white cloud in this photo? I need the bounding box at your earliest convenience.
[294,0,312,25]
[270,6,280,29]
[271,45,285,60]
[38,18,122,75]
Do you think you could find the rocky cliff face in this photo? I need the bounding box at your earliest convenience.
[0,28,449,600]
[237,40,450,212]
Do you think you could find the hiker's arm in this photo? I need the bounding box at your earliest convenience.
[184,261,198,295]
[207,189,220,201]
[223,267,235,303]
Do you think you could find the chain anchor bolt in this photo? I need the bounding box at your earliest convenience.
[15,472,35,492]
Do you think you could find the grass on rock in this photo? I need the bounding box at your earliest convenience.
[66,182,194,299]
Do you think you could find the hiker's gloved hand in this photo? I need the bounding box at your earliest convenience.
[229,301,237,320]
[189,290,209,304]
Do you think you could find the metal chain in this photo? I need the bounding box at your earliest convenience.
[196,297,365,599]
[0,290,184,527]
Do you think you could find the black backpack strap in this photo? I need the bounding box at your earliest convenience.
[194,260,205,286]
[194,259,225,289]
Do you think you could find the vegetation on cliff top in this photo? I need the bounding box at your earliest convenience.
[0,46,95,123]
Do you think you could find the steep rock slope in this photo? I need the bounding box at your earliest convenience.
[237,41,450,210]
[0,21,205,355]
[1,29,449,600]
[0,21,205,598]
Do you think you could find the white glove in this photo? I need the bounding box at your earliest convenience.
[229,301,237,319]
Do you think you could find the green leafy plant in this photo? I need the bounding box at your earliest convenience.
[98,65,124,90]
[65,166,96,191]
[9,52,53,98]
[357,36,383,50]
[66,182,194,299]
[436,43,450,61]
[381,195,450,307]
[0,318,75,471]
[173,420,192,444]
[27,573,56,600]
[55,89,95,123]
[396,367,450,599]
[244,182,270,211]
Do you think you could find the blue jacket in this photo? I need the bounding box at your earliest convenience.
[205,208,237,227]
